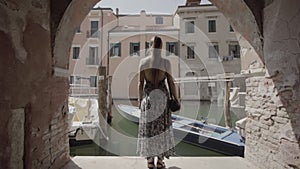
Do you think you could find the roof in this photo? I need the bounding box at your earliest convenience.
[91,7,114,11]
[117,14,174,17]
[178,4,214,8]
[176,4,218,14]
[109,25,179,33]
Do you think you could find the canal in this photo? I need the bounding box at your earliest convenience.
[70,100,244,157]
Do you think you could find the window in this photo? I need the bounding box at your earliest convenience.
[145,41,151,55]
[90,76,97,87]
[209,44,219,58]
[229,44,240,58]
[187,46,195,59]
[130,42,140,56]
[110,43,121,57]
[208,20,216,33]
[76,25,81,33]
[70,76,81,85]
[166,42,178,56]
[156,16,163,24]
[90,21,99,37]
[229,25,234,32]
[185,20,195,33]
[87,47,98,65]
[72,47,80,59]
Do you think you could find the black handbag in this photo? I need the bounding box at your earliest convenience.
[169,88,180,112]
[169,98,180,112]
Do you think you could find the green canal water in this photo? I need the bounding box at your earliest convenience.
[70,100,243,157]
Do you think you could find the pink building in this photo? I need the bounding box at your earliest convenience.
[69,9,180,99]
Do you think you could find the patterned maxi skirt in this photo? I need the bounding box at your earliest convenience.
[136,80,176,159]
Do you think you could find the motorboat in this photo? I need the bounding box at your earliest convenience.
[117,104,245,157]
[68,97,100,145]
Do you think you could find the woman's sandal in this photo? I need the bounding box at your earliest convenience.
[157,159,166,169]
[147,158,155,169]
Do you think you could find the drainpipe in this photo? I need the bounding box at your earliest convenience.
[100,8,104,67]
[177,28,181,100]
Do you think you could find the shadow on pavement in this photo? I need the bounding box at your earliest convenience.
[168,166,182,169]
[61,160,82,169]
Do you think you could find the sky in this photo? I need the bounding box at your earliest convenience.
[96,0,211,14]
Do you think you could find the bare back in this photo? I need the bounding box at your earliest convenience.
[138,56,178,104]
[144,69,166,86]
[139,56,168,87]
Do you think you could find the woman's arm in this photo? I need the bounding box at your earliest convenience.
[166,60,179,101]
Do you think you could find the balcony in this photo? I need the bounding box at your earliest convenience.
[86,30,99,38]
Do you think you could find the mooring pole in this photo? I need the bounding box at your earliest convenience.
[224,79,232,129]
[107,75,113,124]
[98,66,108,139]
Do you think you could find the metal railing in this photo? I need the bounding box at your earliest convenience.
[69,85,98,97]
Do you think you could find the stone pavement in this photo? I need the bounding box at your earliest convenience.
[62,156,259,169]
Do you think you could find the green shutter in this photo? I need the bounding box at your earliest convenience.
[166,42,170,56]
[118,43,121,56]
[130,43,133,56]
[110,43,113,57]
[137,42,140,56]
[175,42,178,56]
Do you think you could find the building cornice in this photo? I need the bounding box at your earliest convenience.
[176,5,218,14]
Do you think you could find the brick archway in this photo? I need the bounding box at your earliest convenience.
[0,0,299,168]
[51,0,300,168]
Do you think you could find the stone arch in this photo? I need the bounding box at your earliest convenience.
[51,1,300,168]
[52,0,100,69]
[209,1,300,168]
[1,0,299,168]
[209,0,264,62]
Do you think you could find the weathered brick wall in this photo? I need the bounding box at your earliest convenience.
[0,0,70,168]
[245,77,300,169]
[245,1,300,168]
[26,80,70,169]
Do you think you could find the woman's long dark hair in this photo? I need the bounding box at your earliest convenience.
[152,36,162,49]
[151,36,162,59]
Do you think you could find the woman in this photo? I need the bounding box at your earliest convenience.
[137,36,180,169]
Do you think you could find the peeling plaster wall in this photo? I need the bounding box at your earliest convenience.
[0,0,69,168]
[245,0,300,168]
[237,34,264,73]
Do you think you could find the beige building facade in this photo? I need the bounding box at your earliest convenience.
[108,11,180,99]
[176,4,244,101]
[69,9,180,99]
[68,8,118,97]
[69,5,245,100]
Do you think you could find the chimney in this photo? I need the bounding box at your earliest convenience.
[186,0,201,6]
[140,10,146,16]
[116,8,119,26]
[116,8,119,16]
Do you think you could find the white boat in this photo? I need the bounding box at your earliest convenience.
[117,104,245,157]
[68,97,100,144]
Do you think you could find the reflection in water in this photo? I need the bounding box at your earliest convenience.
[70,100,243,156]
